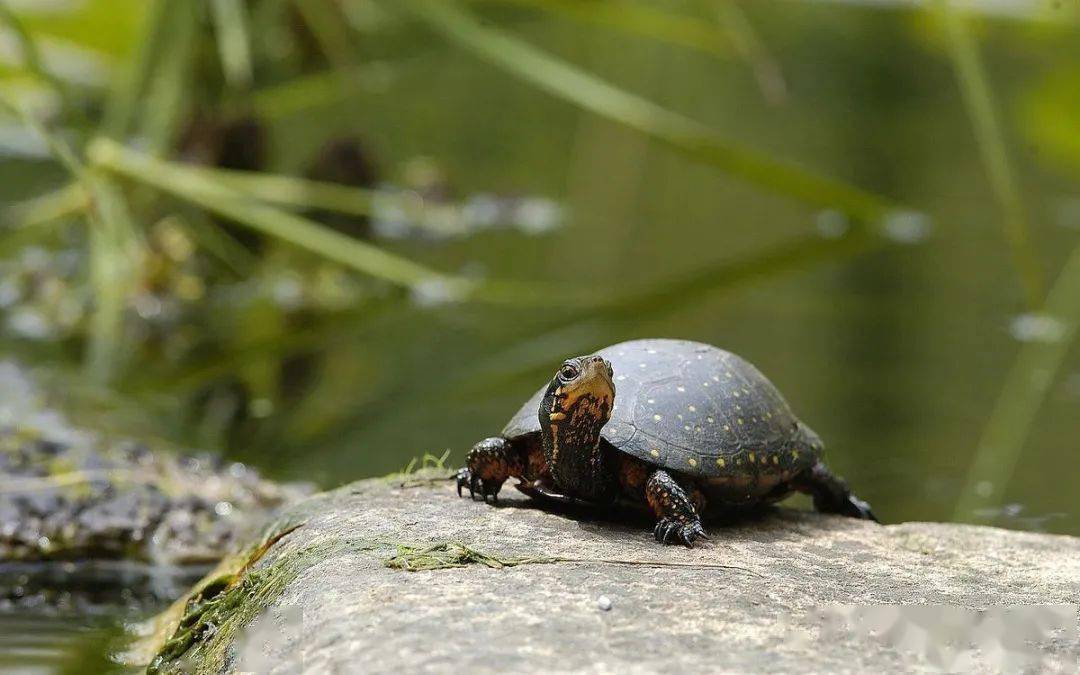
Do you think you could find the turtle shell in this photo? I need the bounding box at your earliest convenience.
[503,339,821,479]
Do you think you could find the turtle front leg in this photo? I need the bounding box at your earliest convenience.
[457,435,544,503]
[643,469,708,547]
[793,462,878,522]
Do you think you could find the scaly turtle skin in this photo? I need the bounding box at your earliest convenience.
[456,339,876,547]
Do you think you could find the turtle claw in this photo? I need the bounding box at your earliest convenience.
[455,468,502,503]
[847,495,878,523]
[653,517,706,548]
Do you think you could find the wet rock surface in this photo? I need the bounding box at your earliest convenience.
[143,472,1080,674]
[0,362,308,575]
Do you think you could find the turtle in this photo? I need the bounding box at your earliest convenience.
[456,338,876,547]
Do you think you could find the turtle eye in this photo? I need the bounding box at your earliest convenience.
[559,363,580,380]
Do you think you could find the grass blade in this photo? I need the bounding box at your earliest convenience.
[0,90,83,175]
[195,166,556,242]
[0,184,88,259]
[251,62,406,119]
[474,0,735,59]
[209,0,254,88]
[2,182,89,230]
[0,1,72,106]
[203,168,377,217]
[953,240,1080,520]
[606,230,877,319]
[396,0,895,223]
[101,0,171,139]
[88,139,607,308]
[138,0,197,155]
[709,0,787,104]
[934,1,1044,308]
[88,137,457,290]
[293,0,357,68]
[85,174,140,383]
[179,211,260,276]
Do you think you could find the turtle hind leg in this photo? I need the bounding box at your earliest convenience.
[794,462,878,522]
[457,434,544,503]
[643,469,707,547]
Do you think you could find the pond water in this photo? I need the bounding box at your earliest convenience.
[1,0,1079,671]
[0,614,133,674]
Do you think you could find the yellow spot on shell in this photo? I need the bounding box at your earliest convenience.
[748,452,756,462]
[677,414,684,420]
[791,450,799,459]
[650,448,660,458]
[737,418,744,425]
[688,405,696,412]
[716,458,725,468]
[683,425,691,431]
[677,386,686,392]
[772,456,779,465]
[703,382,710,388]
[760,455,768,465]
[733,391,740,398]
[653,414,662,422]
[707,417,715,423]
[723,424,731,431]
[687,458,698,467]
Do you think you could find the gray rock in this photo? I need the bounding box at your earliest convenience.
[141,472,1080,674]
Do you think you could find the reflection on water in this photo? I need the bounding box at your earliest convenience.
[972,502,1068,531]
[0,614,134,675]
[0,562,202,674]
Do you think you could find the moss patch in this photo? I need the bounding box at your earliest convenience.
[145,519,317,674]
[384,541,543,571]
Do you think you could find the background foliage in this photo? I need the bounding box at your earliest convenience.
[1,0,1079,540]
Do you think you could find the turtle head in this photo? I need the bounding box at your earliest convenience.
[538,354,616,498]
[542,355,615,426]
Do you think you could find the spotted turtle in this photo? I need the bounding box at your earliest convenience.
[457,339,876,546]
